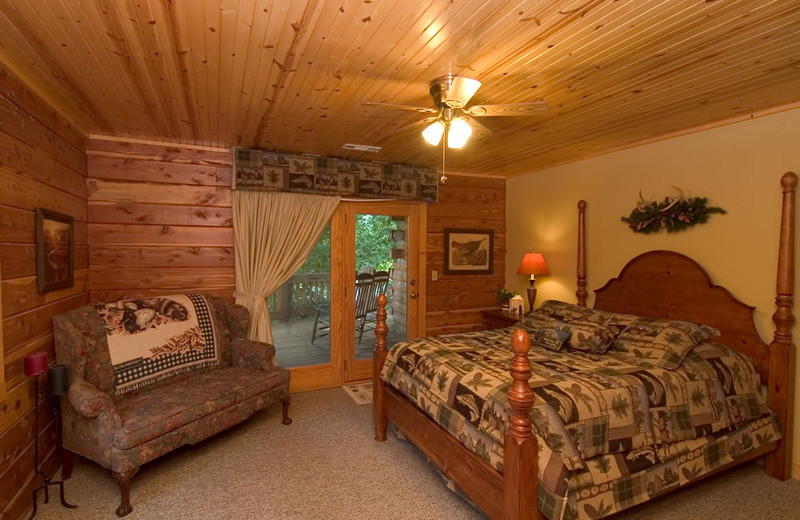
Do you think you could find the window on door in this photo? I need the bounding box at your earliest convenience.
[353,214,408,360]
[271,224,332,368]
[268,200,423,391]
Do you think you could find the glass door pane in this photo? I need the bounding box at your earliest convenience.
[353,214,408,361]
[271,223,332,368]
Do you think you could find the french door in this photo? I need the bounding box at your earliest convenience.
[272,200,425,392]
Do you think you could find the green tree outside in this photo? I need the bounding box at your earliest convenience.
[297,215,398,274]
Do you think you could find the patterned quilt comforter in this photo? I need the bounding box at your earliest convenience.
[380,328,774,474]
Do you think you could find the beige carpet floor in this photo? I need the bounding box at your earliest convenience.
[34,388,800,519]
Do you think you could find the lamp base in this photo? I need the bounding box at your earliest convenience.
[27,373,77,520]
[526,286,537,312]
[29,477,77,519]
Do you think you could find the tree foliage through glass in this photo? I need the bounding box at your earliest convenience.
[297,215,398,274]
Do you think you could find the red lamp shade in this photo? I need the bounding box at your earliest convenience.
[24,352,48,377]
[517,252,549,276]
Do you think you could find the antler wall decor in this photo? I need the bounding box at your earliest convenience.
[622,186,726,234]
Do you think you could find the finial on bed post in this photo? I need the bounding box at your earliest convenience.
[503,329,540,520]
[766,172,797,481]
[373,294,389,442]
[576,200,588,306]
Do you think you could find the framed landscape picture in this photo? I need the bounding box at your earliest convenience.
[36,208,74,293]
[444,228,493,275]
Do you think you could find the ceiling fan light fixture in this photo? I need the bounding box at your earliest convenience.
[445,77,481,108]
[447,118,472,148]
[422,120,445,146]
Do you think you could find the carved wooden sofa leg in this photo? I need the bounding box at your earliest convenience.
[281,396,292,425]
[112,468,139,517]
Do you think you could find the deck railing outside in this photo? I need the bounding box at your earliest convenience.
[268,273,330,321]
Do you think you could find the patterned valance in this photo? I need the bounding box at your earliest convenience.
[232,147,438,202]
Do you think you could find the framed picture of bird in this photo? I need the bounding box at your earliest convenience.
[444,228,493,275]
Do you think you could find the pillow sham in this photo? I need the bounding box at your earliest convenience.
[521,312,616,353]
[520,313,571,351]
[562,319,617,353]
[584,310,639,336]
[611,316,720,369]
[534,300,598,322]
[534,300,637,338]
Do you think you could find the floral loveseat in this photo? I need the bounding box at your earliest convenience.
[53,294,291,516]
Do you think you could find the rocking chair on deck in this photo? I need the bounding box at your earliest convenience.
[356,270,390,344]
[311,271,390,345]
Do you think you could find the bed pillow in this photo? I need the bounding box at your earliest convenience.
[520,314,572,352]
[534,300,640,338]
[584,310,639,336]
[534,300,599,322]
[611,316,720,369]
[563,319,617,353]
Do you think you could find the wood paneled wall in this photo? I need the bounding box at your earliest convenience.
[0,63,87,520]
[425,175,506,335]
[86,139,234,303]
[86,144,506,337]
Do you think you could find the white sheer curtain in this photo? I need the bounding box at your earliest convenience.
[232,191,340,343]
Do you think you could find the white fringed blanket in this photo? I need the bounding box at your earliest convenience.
[96,294,219,395]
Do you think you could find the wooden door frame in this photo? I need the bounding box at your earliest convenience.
[343,200,426,382]
[288,200,426,391]
[288,204,346,393]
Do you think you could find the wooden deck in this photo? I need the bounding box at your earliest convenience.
[272,314,406,368]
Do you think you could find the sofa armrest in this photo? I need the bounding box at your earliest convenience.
[231,338,276,370]
[68,378,119,421]
[226,303,251,341]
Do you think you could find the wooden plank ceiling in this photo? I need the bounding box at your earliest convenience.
[0,0,798,176]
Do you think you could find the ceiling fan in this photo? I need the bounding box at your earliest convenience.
[361,75,547,150]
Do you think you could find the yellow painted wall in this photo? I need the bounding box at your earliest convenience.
[506,107,800,470]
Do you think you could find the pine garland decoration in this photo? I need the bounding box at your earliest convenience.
[621,196,726,234]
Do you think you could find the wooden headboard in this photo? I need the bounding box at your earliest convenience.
[593,250,770,380]
[573,172,797,480]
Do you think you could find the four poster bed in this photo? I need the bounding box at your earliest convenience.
[371,172,797,520]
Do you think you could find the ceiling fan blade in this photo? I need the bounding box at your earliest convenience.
[468,118,492,139]
[361,101,437,113]
[467,102,548,117]
[444,76,481,108]
[385,117,437,136]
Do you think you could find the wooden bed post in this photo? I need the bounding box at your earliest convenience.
[576,200,588,306]
[765,171,797,480]
[503,329,540,520]
[374,294,389,442]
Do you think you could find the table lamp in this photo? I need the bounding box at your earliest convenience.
[516,252,549,311]
[24,354,76,518]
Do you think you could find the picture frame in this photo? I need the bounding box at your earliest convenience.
[36,208,74,294]
[444,228,493,275]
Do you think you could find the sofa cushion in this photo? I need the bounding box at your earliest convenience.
[113,366,290,449]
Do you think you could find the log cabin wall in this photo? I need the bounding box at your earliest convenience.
[0,64,88,520]
[86,139,234,303]
[86,143,506,336]
[425,175,506,335]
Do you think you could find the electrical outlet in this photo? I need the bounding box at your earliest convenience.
[431,269,438,281]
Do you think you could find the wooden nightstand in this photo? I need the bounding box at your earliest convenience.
[481,309,522,330]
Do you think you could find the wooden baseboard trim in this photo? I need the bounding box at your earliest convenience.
[792,463,800,480]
